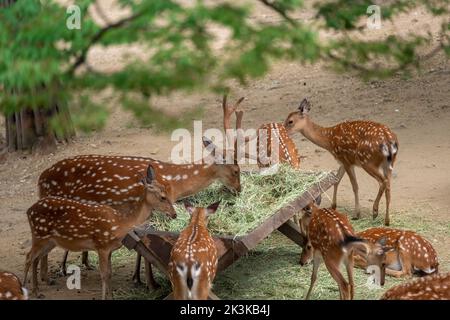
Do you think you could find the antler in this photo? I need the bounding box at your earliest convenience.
[222,95,244,131]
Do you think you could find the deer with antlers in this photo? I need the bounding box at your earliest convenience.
[203,95,300,169]
[0,271,28,300]
[354,227,439,278]
[169,202,219,300]
[284,98,399,225]
[25,165,176,299]
[299,203,393,300]
[38,154,240,288]
[381,272,450,300]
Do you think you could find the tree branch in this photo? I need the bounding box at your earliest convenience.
[67,10,145,75]
[257,0,298,27]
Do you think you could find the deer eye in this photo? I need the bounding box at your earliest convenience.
[307,244,312,250]
[160,196,167,201]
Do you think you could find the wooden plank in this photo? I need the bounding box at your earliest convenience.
[217,240,248,272]
[278,219,306,247]
[123,231,170,277]
[240,173,337,251]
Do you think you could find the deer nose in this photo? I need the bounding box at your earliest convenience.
[299,261,304,266]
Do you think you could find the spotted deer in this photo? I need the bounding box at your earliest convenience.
[354,227,439,277]
[38,154,240,287]
[25,165,176,299]
[169,202,219,300]
[299,204,393,300]
[284,98,399,225]
[381,272,450,300]
[0,271,28,300]
[203,95,300,169]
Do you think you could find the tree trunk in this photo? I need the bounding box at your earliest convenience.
[1,0,75,153]
[4,104,75,153]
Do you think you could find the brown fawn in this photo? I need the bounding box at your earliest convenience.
[381,272,450,300]
[25,165,176,299]
[355,227,439,277]
[203,95,300,168]
[38,154,240,287]
[299,203,393,300]
[284,98,399,225]
[169,202,219,300]
[0,271,28,300]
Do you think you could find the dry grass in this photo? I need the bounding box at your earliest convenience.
[150,165,330,236]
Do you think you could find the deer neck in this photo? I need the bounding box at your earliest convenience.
[173,165,217,200]
[117,195,154,231]
[189,210,207,230]
[300,119,331,151]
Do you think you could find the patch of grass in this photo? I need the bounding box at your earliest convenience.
[150,165,330,236]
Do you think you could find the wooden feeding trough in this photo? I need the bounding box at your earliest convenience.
[122,171,338,299]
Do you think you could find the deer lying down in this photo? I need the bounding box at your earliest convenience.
[355,227,439,278]
[381,272,450,300]
[169,202,219,300]
[0,271,28,300]
[299,204,392,300]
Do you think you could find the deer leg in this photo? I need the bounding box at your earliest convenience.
[40,254,48,283]
[362,164,385,220]
[384,173,391,226]
[144,260,161,290]
[397,250,412,277]
[32,257,41,297]
[344,166,360,220]
[60,251,69,276]
[331,165,346,209]
[305,253,321,300]
[325,259,350,300]
[98,249,113,300]
[132,253,143,286]
[24,240,48,289]
[345,254,355,300]
[82,251,94,270]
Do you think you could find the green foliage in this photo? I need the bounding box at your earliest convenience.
[0,0,448,133]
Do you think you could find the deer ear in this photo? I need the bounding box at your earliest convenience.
[298,98,311,115]
[184,201,195,214]
[206,201,220,215]
[146,165,155,184]
[313,194,322,206]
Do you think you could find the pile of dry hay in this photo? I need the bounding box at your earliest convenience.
[150,165,330,236]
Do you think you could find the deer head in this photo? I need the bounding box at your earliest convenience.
[141,165,177,219]
[356,237,394,286]
[284,98,311,136]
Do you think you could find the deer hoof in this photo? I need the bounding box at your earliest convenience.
[372,210,379,219]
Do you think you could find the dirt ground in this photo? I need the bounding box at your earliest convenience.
[0,2,449,299]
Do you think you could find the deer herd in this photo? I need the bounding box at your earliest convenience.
[1,96,448,301]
